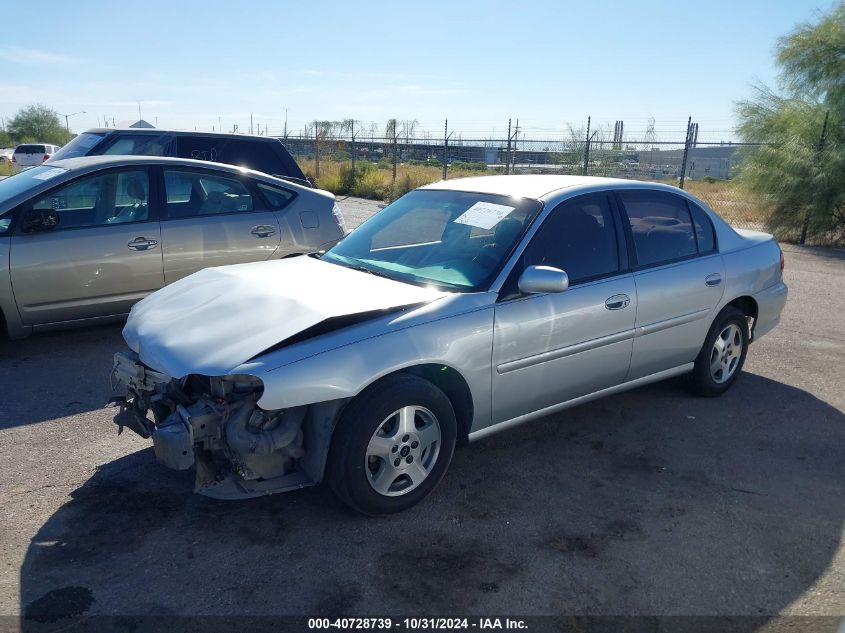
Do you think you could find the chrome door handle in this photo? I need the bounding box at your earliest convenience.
[128,237,158,250]
[251,225,276,238]
[705,273,723,287]
[605,294,630,310]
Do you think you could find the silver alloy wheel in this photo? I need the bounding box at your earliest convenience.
[365,405,441,497]
[710,323,743,384]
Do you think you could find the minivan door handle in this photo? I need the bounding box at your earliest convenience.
[128,237,158,250]
[705,273,723,287]
[251,225,276,238]
[605,294,630,310]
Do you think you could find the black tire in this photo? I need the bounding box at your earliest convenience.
[326,374,457,516]
[690,306,749,397]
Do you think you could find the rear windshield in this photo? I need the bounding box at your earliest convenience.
[50,133,106,160]
[15,145,46,154]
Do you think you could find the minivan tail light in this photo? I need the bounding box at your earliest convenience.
[43,154,50,162]
[11,155,16,163]
[779,248,785,272]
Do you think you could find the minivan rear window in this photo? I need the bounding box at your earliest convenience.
[15,145,46,154]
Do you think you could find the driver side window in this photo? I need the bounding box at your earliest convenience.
[521,194,620,285]
[30,169,150,230]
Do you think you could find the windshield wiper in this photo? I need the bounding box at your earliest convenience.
[338,262,397,280]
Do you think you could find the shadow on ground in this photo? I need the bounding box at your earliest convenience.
[18,372,845,624]
[0,324,124,429]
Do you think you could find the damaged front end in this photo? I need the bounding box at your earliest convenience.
[110,351,311,499]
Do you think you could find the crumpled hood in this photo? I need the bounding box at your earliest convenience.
[123,256,448,377]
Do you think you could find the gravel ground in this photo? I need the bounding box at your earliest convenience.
[0,195,843,625]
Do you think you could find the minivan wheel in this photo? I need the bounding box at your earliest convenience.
[690,306,749,397]
[327,374,457,515]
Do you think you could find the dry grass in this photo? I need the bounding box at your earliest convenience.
[298,159,487,201]
[677,179,769,229]
[0,162,15,177]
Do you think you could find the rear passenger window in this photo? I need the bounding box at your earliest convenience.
[688,202,716,254]
[163,170,253,218]
[620,191,697,267]
[522,194,619,284]
[257,183,295,209]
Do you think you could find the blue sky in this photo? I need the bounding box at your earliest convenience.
[0,0,833,141]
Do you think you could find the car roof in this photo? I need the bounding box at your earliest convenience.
[419,174,676,200]
[46,155,328,196]
[82,128,280,142]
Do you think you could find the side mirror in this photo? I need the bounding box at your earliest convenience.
[518,265,569,294]
[21,208,60,233]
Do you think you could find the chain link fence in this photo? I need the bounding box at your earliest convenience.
[277,126,768,232]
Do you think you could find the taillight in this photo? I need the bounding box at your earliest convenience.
[11,155,16,163]
[43,154,50,162]
[779,248,785,272]
[332,204,347,233]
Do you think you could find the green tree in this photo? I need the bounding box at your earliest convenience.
[736,3,845,244]
[7,104,73,146]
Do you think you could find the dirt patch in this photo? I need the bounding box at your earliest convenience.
[548,519,642,559]
[377,537,521,609]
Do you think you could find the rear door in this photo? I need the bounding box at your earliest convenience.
[157,167,283,283]
[9,167,164,325]
[617,189,725,380]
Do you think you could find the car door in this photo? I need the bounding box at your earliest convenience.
[9,167,164,325]
[157,167,283,283]
[617,189,725,381]
[491,193,637,425]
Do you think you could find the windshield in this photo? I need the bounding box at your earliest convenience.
[323,189,542,291]
[49,132,105,161]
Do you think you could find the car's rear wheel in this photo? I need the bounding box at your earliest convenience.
[327,374,456,515]
[690,306,749,397]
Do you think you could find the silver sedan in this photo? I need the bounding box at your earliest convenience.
[111,175,788,515]
[0,156,344,338]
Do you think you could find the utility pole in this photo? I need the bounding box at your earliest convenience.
[283,109,288,139]
[511,119,519,172]
[679,116,693,189]
[250,113,254,135]
[60,111,86,132]
[582,116,591,176]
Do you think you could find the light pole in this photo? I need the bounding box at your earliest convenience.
[60,111,86,132]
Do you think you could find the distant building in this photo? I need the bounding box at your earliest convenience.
[116,119,155,129]
[636,145,738,180]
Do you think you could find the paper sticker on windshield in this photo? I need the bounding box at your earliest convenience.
[30,167,66,181]
[453,201,516,230]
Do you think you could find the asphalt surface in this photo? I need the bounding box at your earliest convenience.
[0,197,843,624]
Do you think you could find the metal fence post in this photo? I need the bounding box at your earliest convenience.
[505,118,512,175]
[314,123,320,180]
[443,119,448,180]
[350,120,356,188]
[582,116,591,176]
[679,116,692,189]
[392,132,398,186]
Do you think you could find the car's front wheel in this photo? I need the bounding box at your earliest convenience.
[327,374,457,515]
[691,306,749,397]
